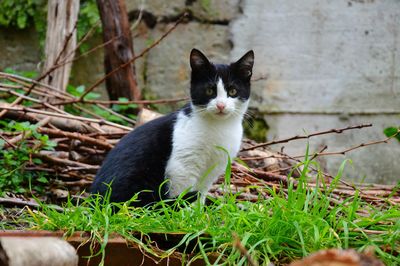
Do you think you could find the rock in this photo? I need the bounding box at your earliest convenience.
[135,22,231,108]
[0,237,78,266]
[187,0,240,22]
[136,108,162,126]
[126,0,186,18]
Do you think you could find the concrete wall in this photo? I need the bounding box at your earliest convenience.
[0,0,399,183]
[231,0,400,184]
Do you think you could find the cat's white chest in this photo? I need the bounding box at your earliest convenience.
[165,111,243,197]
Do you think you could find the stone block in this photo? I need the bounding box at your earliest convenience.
[126,0,240,22]
[126,0,186,18]
[134,22,231,107]
[188,0,240,22]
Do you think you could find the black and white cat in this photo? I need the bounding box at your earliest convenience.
[90,49,254,206]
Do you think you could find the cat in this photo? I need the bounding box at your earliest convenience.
[90,48,254,206]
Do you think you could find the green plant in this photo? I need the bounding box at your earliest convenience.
[0,121,56,195]
[3,67,38,79]
[0,0,100,52]
[77,0,101,52]
[384,126,400,143]
[1,69,38,105]
[0,0,46,29]
[66,84,138,124]
[23,154,400,265]
[244,115,269,142]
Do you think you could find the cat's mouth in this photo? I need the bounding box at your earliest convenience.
[215,111,228,116]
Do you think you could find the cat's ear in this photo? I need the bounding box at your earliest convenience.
[233,50,254,79]
[190,49,211,70]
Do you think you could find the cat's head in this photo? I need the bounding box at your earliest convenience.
[189,49,254,120]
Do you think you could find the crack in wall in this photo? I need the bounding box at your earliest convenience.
[128,9,230,29]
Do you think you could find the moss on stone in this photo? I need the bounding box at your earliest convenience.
[243,115,269,142]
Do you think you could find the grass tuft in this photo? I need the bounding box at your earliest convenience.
[11,156,400,265]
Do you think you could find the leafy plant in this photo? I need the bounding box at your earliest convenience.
[0,0,46,29]
[77,0,101,52]
[384,126,400,143]
[3,67,38,79]
[0,121,56,195]
[0,0,100,52]
[66,84,138,124]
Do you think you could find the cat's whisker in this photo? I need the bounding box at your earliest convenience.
[244,110,255,119]
[192,107,207,115]
[239,113,254,128]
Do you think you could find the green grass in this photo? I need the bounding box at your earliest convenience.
[6,156,400,265]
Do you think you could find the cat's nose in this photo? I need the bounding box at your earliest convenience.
[216,102,225,111]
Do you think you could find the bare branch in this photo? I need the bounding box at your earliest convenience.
[78,12,189,100]
[241,124,373,152]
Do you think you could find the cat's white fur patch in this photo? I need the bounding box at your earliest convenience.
[206,78,236,117]
[216,78,227,99]
[165,78,248,201]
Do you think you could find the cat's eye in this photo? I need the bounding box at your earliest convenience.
[206,87,214,96]
[228,87,237,97]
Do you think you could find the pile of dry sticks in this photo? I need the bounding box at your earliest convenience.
[0,71,399,209]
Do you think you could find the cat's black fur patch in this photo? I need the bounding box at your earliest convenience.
[190,49,253,106]
[181,103,192,117]
[91,112,177,206]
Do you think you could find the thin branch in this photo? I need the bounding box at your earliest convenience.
[78,12,189,101]
[52,96,189,106]
[37,127,114,150]
[241,124,373,152]
[0,103,133,131]
[0,72,76,99]
[8,18,78,110]
[95,103,136,125]
[34,153,99,170]
[130,0,145,31]
[64,20,101,60]
[0,197,63,212]
[305,130,400,157]
[53,19,79,66]
[0,88,70,115]
[56,35,119,69]
[309,145,328,161]
[0,134,16,149]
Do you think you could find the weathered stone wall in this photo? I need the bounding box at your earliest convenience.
[0,0,399,183]
[125,0,239,111]
[231,0,400,184]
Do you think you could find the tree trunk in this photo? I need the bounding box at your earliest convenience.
[42,0,80,96]
[96,0,140,101]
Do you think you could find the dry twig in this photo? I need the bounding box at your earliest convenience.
[241,124,373,152]
[78,12,189,101]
